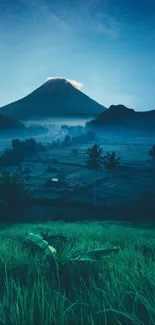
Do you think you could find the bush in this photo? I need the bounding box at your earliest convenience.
[0,171,30,221]
[0,147,26,166]
[0,138,46,166]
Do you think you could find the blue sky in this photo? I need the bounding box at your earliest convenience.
[0,0,155,110]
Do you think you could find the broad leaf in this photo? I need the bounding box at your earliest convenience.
[25,232,57,260]
[72,247,119,262]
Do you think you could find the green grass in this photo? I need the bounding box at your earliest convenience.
[0,221,155,324]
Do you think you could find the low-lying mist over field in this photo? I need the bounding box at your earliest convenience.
[24,116,92,127]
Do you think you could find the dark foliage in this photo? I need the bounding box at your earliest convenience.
[0,138,45,166]
[87,144,104,170]
[0,171,30,221]
[103,151,121,177]
[0,148,26,166]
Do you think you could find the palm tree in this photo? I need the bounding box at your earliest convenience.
[104,151,121,178]
[148,145,155,162]
[87,144,104,205]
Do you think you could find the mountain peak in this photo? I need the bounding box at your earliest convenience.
[109,104,135,113]
[0,77,106,120]
[45,77,68,85]
[45,77,83,91]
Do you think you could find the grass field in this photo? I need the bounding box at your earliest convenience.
[0,221,155,324]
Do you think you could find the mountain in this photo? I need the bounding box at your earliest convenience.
[0,78,106,120]
[86,104,155,134]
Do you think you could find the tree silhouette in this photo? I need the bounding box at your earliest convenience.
[87,144,103,170]
[12,138,21,148]
[148,145,155,162]
[87,144,104,205]
[104,151,121,178]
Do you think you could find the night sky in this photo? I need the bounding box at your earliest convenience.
[0,0,155,110]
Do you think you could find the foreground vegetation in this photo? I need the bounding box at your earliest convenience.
[0,221,155,324]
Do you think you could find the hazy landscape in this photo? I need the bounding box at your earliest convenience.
[1,0,155,322]
[0,77,155,324]
[1,81,155,223]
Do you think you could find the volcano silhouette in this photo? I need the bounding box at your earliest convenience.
[0,78,106,120]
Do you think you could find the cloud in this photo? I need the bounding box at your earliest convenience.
[46,77,83,90]
[68,79,83,90]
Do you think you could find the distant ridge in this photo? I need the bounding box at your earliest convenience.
[0,78,106,120]
[86,104,155,134]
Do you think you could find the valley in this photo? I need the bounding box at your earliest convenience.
[1,133,155,222]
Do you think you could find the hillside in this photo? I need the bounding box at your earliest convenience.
[86,104,155,134]
[0,78,106,120]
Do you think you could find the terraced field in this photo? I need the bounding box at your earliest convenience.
[1,136,155,206]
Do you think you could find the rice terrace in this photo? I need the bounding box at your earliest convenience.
[1,134,155,221]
